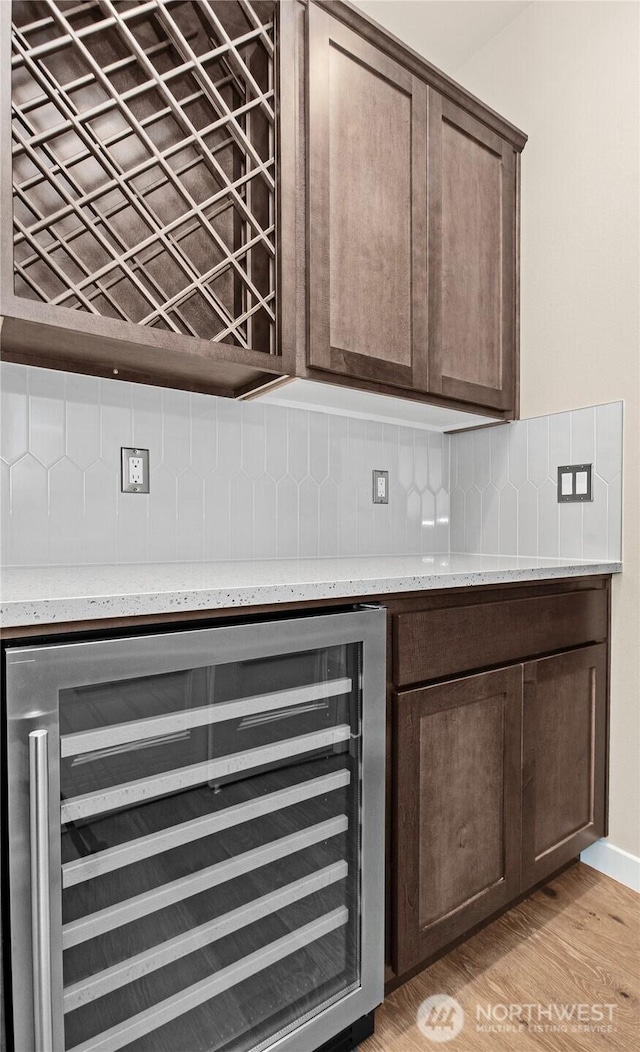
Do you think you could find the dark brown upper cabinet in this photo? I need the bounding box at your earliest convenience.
[306,3,428,392]
[427,95,517,412]
[1,0,526,410]
[301,0,526,418]
[0,0,288,397]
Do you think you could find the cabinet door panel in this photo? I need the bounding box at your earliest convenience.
[428,93,516,411]
[393,666,522,974]
[523,645,608,886]
[418,694,505,927]
[308,4,428,389]
[329,48,411,367]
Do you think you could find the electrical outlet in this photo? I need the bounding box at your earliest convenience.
[129,456,144,485]
[372,469,389,504]
[121,447,150,493]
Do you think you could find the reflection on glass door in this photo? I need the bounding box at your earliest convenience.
[58,643,362,1052]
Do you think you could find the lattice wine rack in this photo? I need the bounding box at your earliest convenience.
[10,0,276,355]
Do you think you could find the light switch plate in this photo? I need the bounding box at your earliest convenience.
[121,447,150,493]
[372,469,389,504]
[557,463,593,502]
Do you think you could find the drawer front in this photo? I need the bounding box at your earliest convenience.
[394,588,608,686]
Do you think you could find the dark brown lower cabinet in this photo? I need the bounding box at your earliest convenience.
[393,666,522,975]
[522,644,608,887]
[389,579,610,988]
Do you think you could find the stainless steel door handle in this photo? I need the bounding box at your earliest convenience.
[29,730,54,1052]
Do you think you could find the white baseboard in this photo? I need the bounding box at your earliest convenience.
[580,839,640,893]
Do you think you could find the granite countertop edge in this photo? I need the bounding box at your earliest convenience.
[0,557,621,629]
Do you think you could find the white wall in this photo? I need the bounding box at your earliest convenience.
[359,0,640,859]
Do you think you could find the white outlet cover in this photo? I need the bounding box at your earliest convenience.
[372,469,389,504]
[121,447,150,493]
[129,456,144,485]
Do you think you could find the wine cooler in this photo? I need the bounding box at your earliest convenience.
[3,607,385,1052]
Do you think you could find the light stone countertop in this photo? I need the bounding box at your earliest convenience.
[0,555,621,629]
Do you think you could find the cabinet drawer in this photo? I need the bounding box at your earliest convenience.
[394,589,607,686]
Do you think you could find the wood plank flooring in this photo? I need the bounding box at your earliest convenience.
[363,863,639,1051]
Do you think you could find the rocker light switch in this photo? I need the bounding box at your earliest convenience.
[557,464,593,502]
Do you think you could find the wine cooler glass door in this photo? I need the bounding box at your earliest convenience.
[5,609,385,1052]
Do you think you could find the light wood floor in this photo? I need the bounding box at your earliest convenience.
[363,863,639,1051]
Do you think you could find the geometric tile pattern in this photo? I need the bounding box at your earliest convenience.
[449,403,623,562]
[11,0,276,353]
[1,361,620,569]
[0,362,449,566]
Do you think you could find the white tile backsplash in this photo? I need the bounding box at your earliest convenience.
[66,374,102,470]
[464,487,482,553]
[537,478,559,559]
[481,485,500,555]
[1,363,27,466]
[319,478,339,558]
[9,455,50,565]
[473,428,492,490]
[253,475,278,561]
[508,421,528,486]
[435,488,450,552]
[559,501,584,560]
[0,363,623,567]
[607,473,623,563]
[490,426,509,489]
[299,477,320,558]
[518,479,539,558]
[583,474,609,562]
[498,482,518,557]
[205,474,230,562]
[30,378,66,468]
[448,402,623,562]
[1,363,454,565]
[309,412,329,484]
[527,415,549,487]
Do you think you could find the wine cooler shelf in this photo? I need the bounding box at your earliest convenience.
[4,609,386,1052]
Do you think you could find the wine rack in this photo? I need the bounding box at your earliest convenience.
[8,0,277,362]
